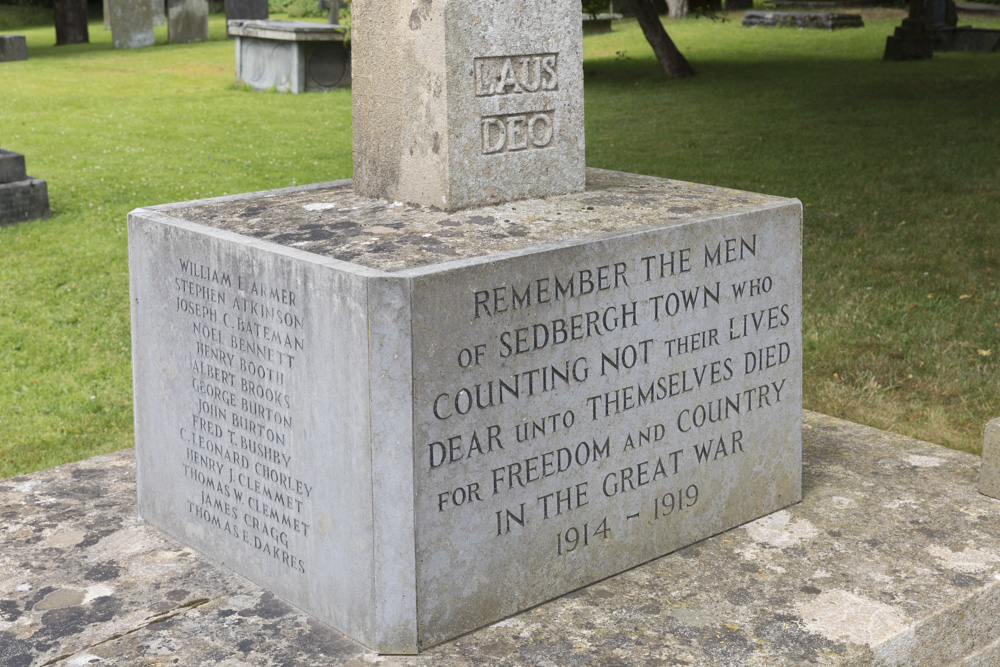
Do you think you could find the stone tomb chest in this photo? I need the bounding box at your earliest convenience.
[229,19,350,93]
[128,170,802,653]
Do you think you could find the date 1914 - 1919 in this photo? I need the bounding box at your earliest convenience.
[554,484,701,556]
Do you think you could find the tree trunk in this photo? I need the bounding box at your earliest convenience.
[54,0,89,45]
[622,0,695,77]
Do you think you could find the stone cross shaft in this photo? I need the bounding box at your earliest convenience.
[351,0,586,211]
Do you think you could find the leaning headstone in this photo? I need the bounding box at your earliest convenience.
[130,0,803,654]
[109,0,155,49]
[168,0,209,44]
[978,419,1000,498]
[0,34,28,62]
[0,149,51,225]
[54,0,90,45]
[225,0,268,35]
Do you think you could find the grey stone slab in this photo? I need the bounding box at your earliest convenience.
[152,0,166,26]
[0,34,27,62]
[225,0,268,32]
[109,0,155,49]
[129,213,379,645]
[129,169,802,652]
[231,21,350,93]
[742,10,864,29]
[0,178,50,225]
[168,0,209,44]
[351,0,585,210]
[6,413,1000,665]
[978,418,1000,498]
[0,150,26,184]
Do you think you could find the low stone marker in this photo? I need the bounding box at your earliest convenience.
[230,20,350,93]
[130,0,802,654]
[979,419,1000,498]
[168,0,209,44]
[54,0,90,45]
[0,34,28,62]
[109,0,155,49]
[742,11,864,29]
[0,149,50,225]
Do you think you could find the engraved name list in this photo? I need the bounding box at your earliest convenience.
[173,258,311,574]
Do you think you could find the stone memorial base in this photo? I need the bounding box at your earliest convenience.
[582,12,623,35]
[0,34,28,62]
[5,413,1000,665]
[936,26,1000,52]
[0,149,50,225]
[128,169,802,653]
[742,11,864,29]
[229,20,350,93]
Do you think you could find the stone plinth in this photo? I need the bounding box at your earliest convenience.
[742,11,864,29]
[581,13,623,36]
[0,34,28,62]
[109,0,155,49]
[167,0,209,44]
[7,414,1000,665]
[351,0,585,211]
[229,20,350,93]
[128,169,802,653]
[0,149,50,225]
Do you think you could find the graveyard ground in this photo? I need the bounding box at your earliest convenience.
[0,9,998,478]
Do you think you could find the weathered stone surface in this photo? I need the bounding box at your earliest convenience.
[230,20,350,92]
[168,0,209,44]
[5,413,1000,665]
[152,0,166,26]
[742,10,864,29]
[129,169,802,652]
[225,0,268,32]
[0,150,27,184]
[0,34,27,62]
[0,178,50,225]
[979,418,1000,498]
[351,0,585,210]
[109,0,155,49]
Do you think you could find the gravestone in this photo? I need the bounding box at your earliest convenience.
[0,34,28,62]
[54,0,90,45]
[0,149,50,225]
[168,0,209,44]
[742,11,864,29]
[130,0,803,654]
[230,20,350,92]
[225,0,268,35]
[109,0,155,49]
[152,0,166,27]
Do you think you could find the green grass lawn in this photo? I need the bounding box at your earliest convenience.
[1,10,998,477]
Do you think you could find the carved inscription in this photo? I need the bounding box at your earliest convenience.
[173,258,310,574]
[475,52,559,156]
[481,111,555,155]
[474,53,558,96]
[417,229,798,567]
